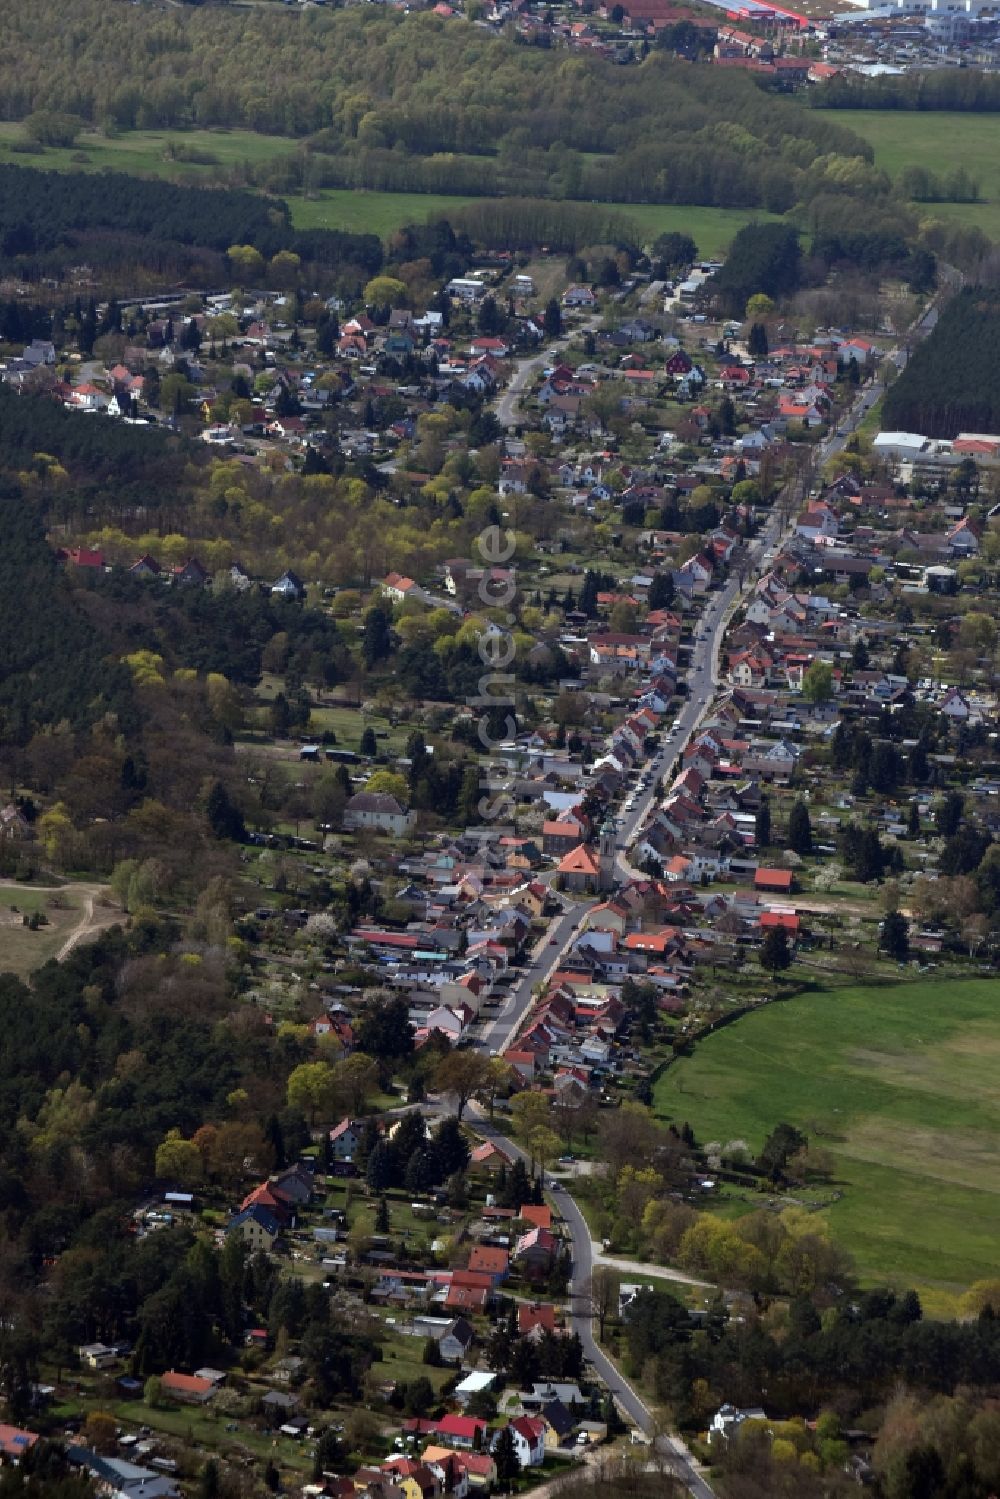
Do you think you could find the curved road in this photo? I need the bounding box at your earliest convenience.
[459,1103,716,1497]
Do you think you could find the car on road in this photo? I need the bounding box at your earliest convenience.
[549,937,558,945]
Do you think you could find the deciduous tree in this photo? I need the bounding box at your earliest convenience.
[433,1050,491,1121]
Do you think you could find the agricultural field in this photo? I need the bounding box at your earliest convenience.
[655,977,1000,1307]
[832,109,1000,238]
[0,123,298,180]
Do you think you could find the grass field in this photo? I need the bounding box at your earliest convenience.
[833,109,1000,240]
[0,123,297,180]
[0,881,109,979]
[289,191,777,257]
[655,978,1000,1305]
[0,118,778,256]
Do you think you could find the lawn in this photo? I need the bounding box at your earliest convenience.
[289,191,777,258]
[832,109,1000,240]
[289,189,488,240]
[306,703,410,756]
[242,678,411,757]
[655,977,1000,1304]
[369,1328,457,1394]
[0,123,297,180]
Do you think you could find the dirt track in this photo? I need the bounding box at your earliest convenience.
[0,881,121,961]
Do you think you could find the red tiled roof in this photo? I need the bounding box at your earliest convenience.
[468,1246,509,1275]
[446,1284,489,1311]
[760,911,800,932]
[518,1302,556,1334]
[161,1371,215,1398]
[436,1414,488,1441]
[557,844,601,877]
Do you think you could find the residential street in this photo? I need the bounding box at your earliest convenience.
[495,314,604,429]
[455,1103,718,1497]
[458,298,948,1496]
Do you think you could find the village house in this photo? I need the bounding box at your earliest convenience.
[344,792,417,837]
[226,1204,280,1252]
[328,1117,363,1162]
[495,1416,546,1468]
[160,1371,217,1405]
[434,1415,489,1450]
[439,1317,476,1362]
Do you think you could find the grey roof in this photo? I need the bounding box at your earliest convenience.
[66,1449,180,1499]
[262,1390,300,1409]
[442,1316,475,1347]
[541,1398,576,1437]
[347,791,405,814]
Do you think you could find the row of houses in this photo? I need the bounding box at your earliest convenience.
[57,546,307,599]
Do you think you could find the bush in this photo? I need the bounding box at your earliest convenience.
[24,111,82,148]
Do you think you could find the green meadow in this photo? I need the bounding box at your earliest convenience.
[289,191,777,257]
[655,978,1000,1308]
[0,122,297,178]
[832,108,1000,240]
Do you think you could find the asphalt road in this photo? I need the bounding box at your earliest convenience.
[456,1105,717,1496]
[495,315,604,429]
[477,894,590,1055]
[464,363,901,1485]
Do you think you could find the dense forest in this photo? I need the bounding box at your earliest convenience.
[882,287,1000,437]
[0,384,174,483]
[0,2,876,213]
[0,485,137,743]
[0,480,295,883]
[0,384,198,532]
[0,163,382,285]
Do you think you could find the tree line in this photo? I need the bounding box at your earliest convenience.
[623,1282,1000,1491]
[0,484,137,743]
[814,66,1000,111]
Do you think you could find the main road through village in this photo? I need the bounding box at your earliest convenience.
[440,297,931,1494]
